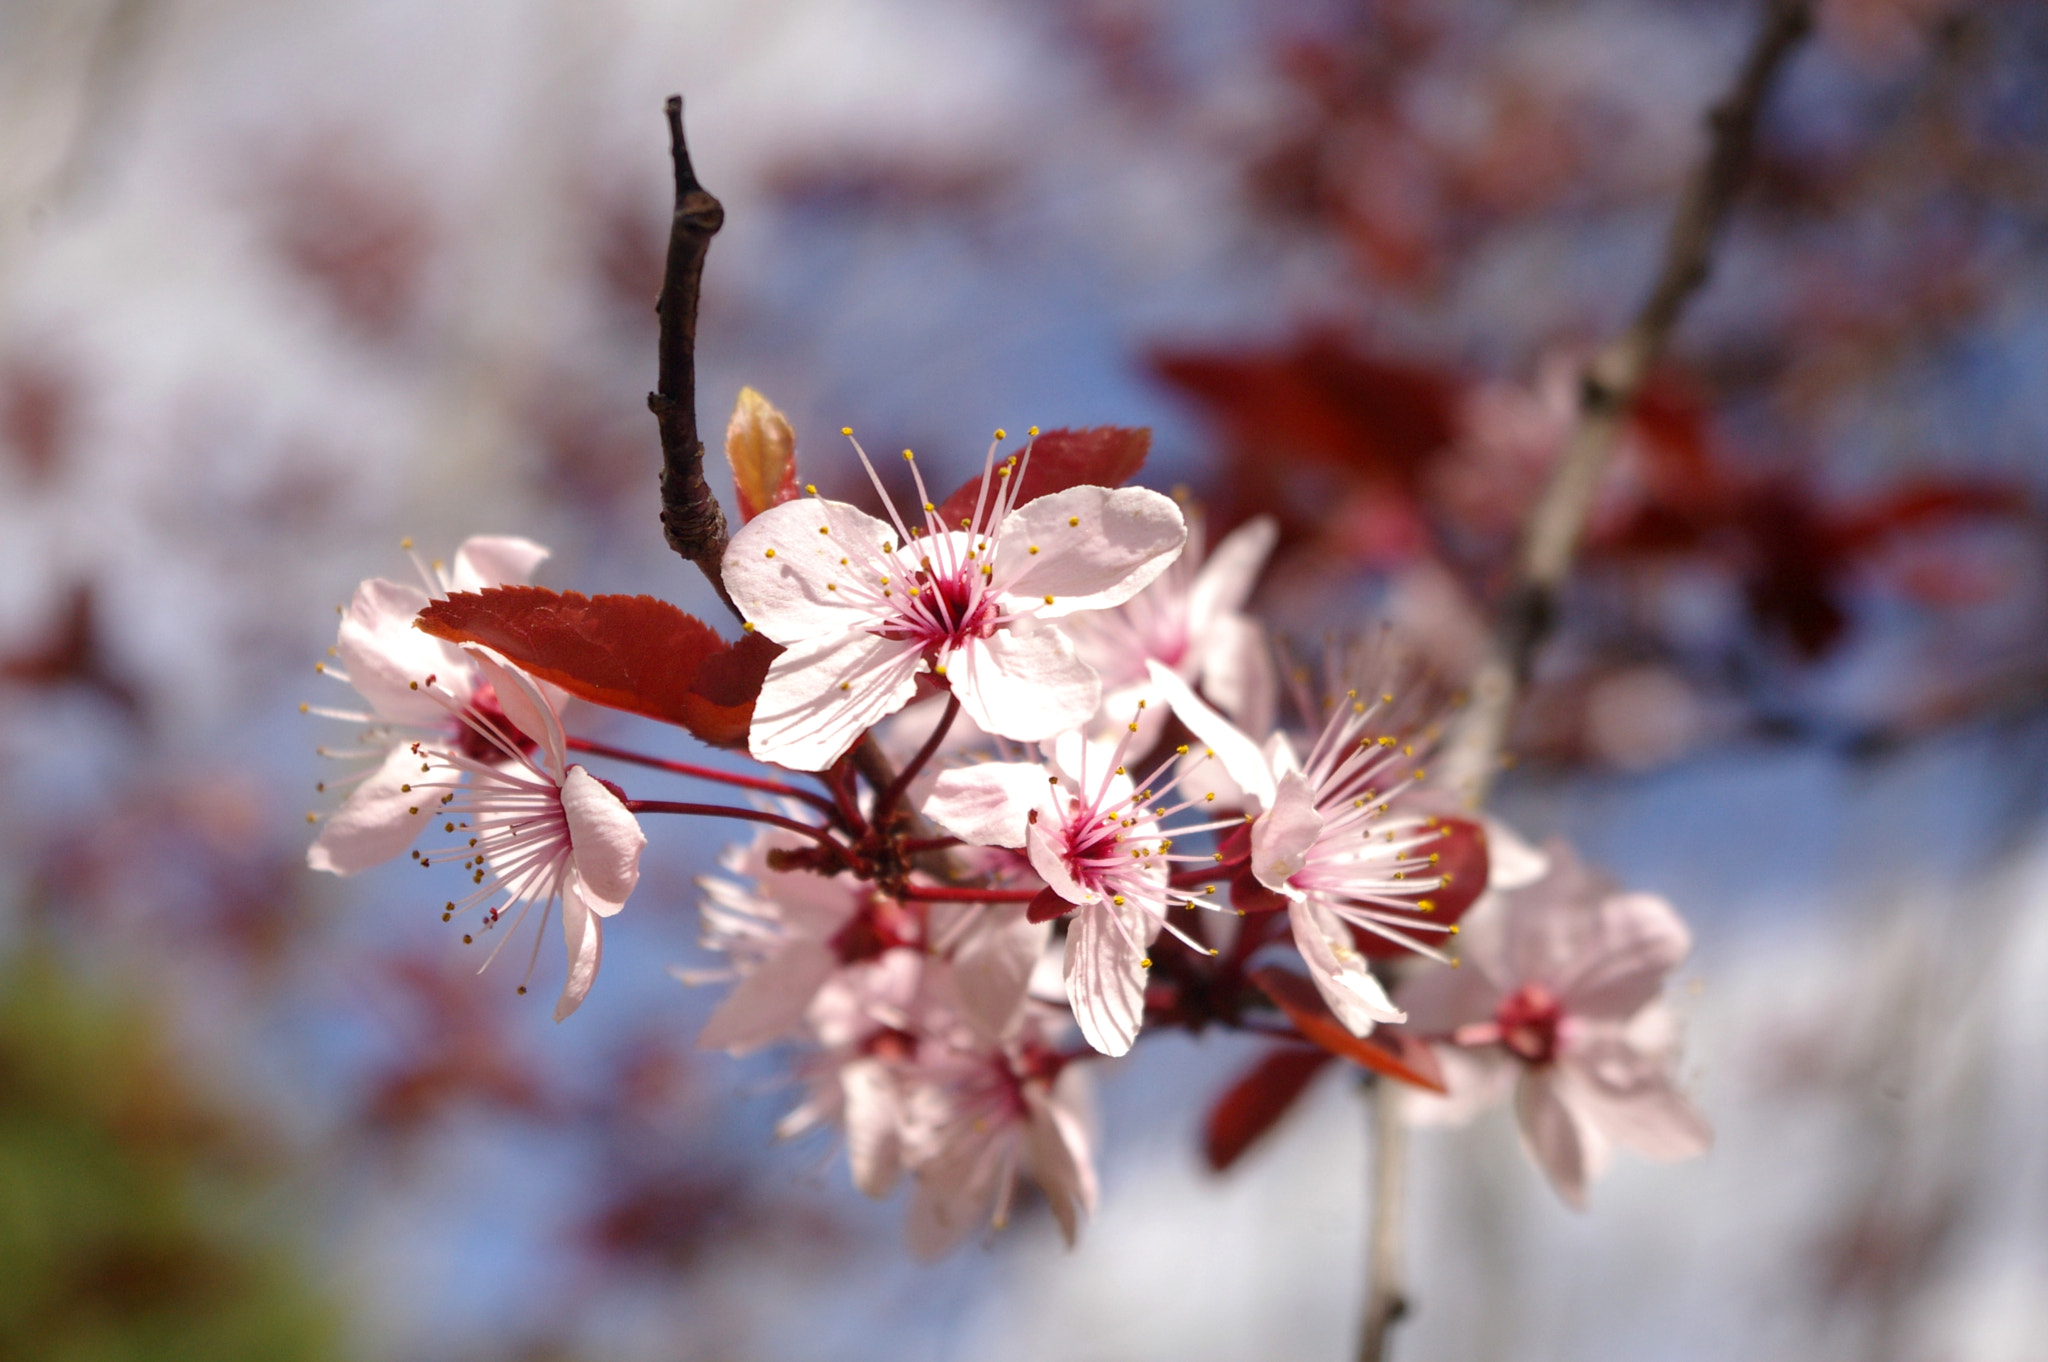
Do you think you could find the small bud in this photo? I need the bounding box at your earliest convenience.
[725,387,800,521]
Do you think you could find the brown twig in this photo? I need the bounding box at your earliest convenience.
[1357,1080,1408,1362]
[649,96,741,621]
[1365,5,1815,1361]
[1441,0,1814,809]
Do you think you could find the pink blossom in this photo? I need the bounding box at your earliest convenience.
[1149,661,1453,1037]
[1063,511,1279,742]
[920,723,1239,1057]
[307,535,550,874]
[1396,841,1712,1207]
[721,433,1186,770]
[410,646,646,1021]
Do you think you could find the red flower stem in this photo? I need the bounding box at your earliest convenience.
[898,885,1043,904]
[824,754,869,836]
[624,801,849,859]
[872,693,959,827]
[899,836,961,853]
[566,737,837,817]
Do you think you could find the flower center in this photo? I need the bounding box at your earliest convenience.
[457,683,537,763]
[1495,984,1564,1065]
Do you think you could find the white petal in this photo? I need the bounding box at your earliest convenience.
[1556,892,1694,1019]
[1514,1069,1593,1209]
[1484,817,1550,891]
[1196,614,1278,737]
[335,577,464,726]
[951,623,1099,743]
[696,939,838,1054]
[1027,807,1094,904]
[560,765,645,914]
[748,630,924,772]
[1186,514,1276,630]
[1023,1081,1097,1244]
[951,904,1051,1042]
[722,498,896,645]
[1145,659,1275,808]
[1559,1024,1712,1162]
[446,535,550,593]
[464,646,567,778]
[995,485,1188,616]
[1290,898,1405,1035]
[1250,769,1324,891]
[1394,954,1507,1036]
[307,743,446,875]
[1063,897,1152,1057]
[553,879,605,1022]
[920,761,1050,848]
[842,1058,905,1198]
[1398,1045,1516,1128]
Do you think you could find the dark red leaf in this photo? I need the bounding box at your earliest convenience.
[1203,1044,1334,1172]
[933,426,1151,528]
[1027,887,1073,924]
[1355,816,1488,958]
[1248,966,1446,1093]
[416,586,777,748]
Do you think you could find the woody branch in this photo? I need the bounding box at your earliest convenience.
[1359,4,1816,1361]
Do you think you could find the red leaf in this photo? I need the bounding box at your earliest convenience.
[416,587,777,748]
[1248,966,1446,1093]
[1026,887,1072,924]
[1203,1045,1333,1172]
[1356,816,1488,958]
[933,426,1151,528]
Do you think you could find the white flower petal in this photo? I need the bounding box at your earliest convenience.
[1063,897,1152,1057]
[446,535,550,593]
[1146,659,1275,808]
[335,577,463,726]
[696,939,838,1054]
[1556,892,1694,1019]
[1515,1068,1594,1209]
[560,765,645,914]
[1026,807,1094,904]
[1485,817,1550,891]
[1559,1022,1712,1162]
[951,904,1050,1042]
[723,498,896,645]
[464,646,567,778]
[842,1058,905,1199]
[1023,1081,1097,1244]
[1289,898,1405,1035]
[748,630,924,771]
[307,743,446,875]
[1197,614,1278,736]
[1185,514,1276,630]
[1250,769,1324,891]
[951,623,1099,743]
[995,485,1187,616]
[920,761,1050,848]
[553,878,605,1022]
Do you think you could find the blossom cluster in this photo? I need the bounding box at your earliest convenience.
[305,404,1709,1250]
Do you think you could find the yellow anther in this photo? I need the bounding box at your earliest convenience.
[400,537,414,550]
[1044,594,1055,604]
[408,680,418,690]
[826,583,837,592]
[1028,426,1040,436]
[299,702,309,713]
[819,526,830,535]
[806,483,818,494]
[840,681,851,691]
[305,812,317,823]
[1418,899,1436,912]
[841,426,854,436]
[742,621,756,632]
[1068,516,1079,527]
[1028,545,1040,555]
[902,449,915,461]
[1176,744,1189,754]
[1139,956,1151,968]
[765,549,776,558]
[994,428,1007,439]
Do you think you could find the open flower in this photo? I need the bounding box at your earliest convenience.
[411,646,646,1021]
[1063,511,1279,743]
[899,1000,1097,1258]
[1396,841,1712,1207]
[1149,661,1454,1037]
[722,433,1186,770]
[920,720,1237,1057]
[307,535,550,874]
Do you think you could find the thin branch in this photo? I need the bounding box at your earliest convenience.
[564,736,837,817]
[1357,1080,1408,1362]
[1368,6,1815,1361]
[649,96,740,621]
[1442,0,1815,808]
[898,885,1043,905]
[873,693,959,826]
[624,800,847,859]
